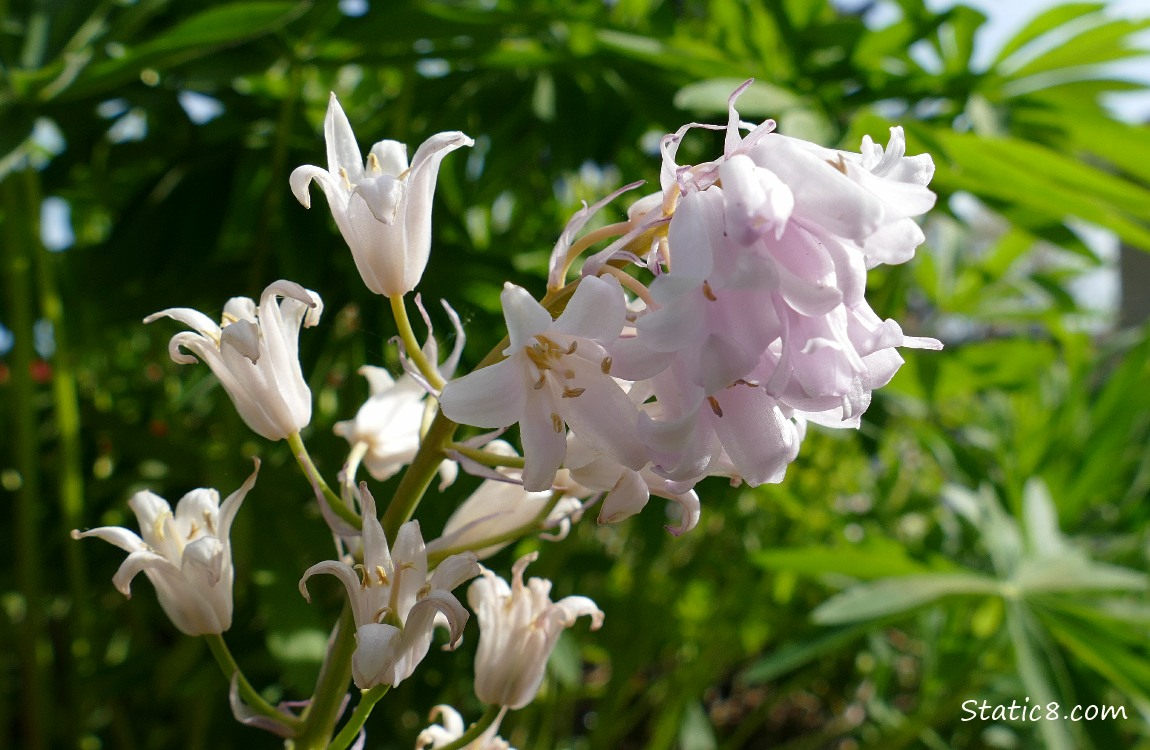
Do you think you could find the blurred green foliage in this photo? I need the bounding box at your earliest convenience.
[2,0,1149,748]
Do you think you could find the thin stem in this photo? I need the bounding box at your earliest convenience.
[435,705,504,750]
[445,442,526,469]
[325,684,389,750]
[296,604,358,749]
[288,431,362,531]
[597,264,654,306]
[381,410,457,542]
[554,220,631,289]
[204,634,300,728]
[390,294,445,391]
[379,277,583,545]
[427,493,565,569]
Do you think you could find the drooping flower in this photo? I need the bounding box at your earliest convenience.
[438,276,647,491]
[426,469,586,560]
[291,93,473,298]
[334,365,454,484]
[71,460,260,636]
[299,487,479,688]
[416,705,514,750]
[469,552,603,709]
[145,280,322,441]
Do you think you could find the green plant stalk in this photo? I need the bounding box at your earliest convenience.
[381,409,457,542]
[204,634,302,730]
[389,294,445,390]
[325,684,389,750]
[380,276,582,543]
[445,441,526,469]
[296,604,358,749]
[27,167,90,746]
[288,431,361,530]
[2,173,49,750]
[434,705,502,750]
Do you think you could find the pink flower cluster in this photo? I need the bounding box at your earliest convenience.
[442,82,941,535]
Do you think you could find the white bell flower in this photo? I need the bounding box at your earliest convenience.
[468,552,603,709]
[291,93,473,298]
[145,279,322,441]
[71,460,259,636]
[299,488,479,688]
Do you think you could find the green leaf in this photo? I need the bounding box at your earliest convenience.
[1005,17,1150,79]
[1022,477,1065,557]
[752,538,951,580]
[1043,609,1150,707]
[993,3,1106,68]
[1007,602,1079,750]
[678,701,718,750]
[812,573,1001,625]
[62,2,304,100]
[740,623,872,684]
[1014,558,1149,595]
[674,78,803,117]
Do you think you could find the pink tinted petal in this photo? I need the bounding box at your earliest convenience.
[553,275,626,343]
[500,284,553,351]
[520,391,567,492]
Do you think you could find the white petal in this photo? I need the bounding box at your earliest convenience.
[500,284,553,352]
[324,92,364,183]
[438,359,526,429]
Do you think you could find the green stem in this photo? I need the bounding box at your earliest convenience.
[2,172,49,750]
[29,168,91,670]
[389,294,445,391]
[445,442,526,469]
[381,409,457,541]
[435,705,503,750]
[296,604,357,749]
[325,684,389,750]
[379,277,582,544]
[288,431,361,531]
[204,634,300,729]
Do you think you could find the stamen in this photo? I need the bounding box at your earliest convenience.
[566,341,578,355]
[562,369,576,379]
[374,565,389,586]
[561,386,585,398]
[354,563,369,588]
[707,396,724,418]
[339,166,353,191]
[533,373,546,390]
[600,356,612,374]
[551,412,563,433]
[367,151,381,174]
[827,154,848,175]
[203,509,216,535]
[702,281,717,301]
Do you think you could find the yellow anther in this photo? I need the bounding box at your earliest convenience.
[707,395,724,418]
[551,412,563,433]
[339,166,353,190]
[375,566,390,586]
[533,373,546,390]
[354,563,369,587]
[566,341,578,355]
[702,281,717,301]
[367,151,381,174]
[561,386,585,398]
[600,356,612,374]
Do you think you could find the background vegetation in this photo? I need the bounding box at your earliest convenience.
[2,0,1150,748]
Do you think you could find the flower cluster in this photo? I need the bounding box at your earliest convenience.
[75,81,940,749]
[441,81,940,529]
